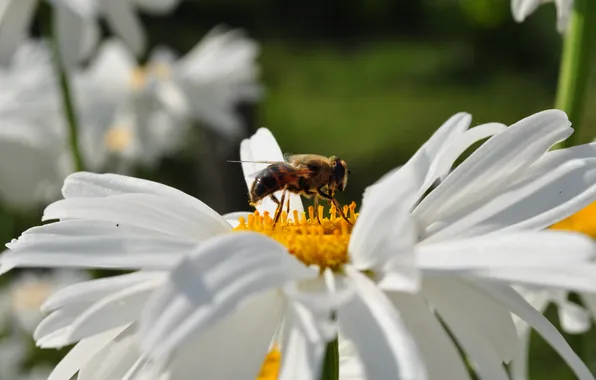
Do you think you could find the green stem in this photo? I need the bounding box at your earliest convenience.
[320,337,339,380]
[47,12,85,171]
[554,0,595,149]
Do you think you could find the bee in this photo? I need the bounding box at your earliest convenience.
[235,153,351,226]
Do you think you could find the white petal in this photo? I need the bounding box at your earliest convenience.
[482,158,596,234]
[555,0,573,32]
[139,232,314,359]
[101,0,146,55]
[239,128,304,216]
[337,267,426,380]
[222,211,252,227]
[425,158,596,241]
[63,172,218,212]
[363,112,471,203]
[557,299,591,334]
[418,231,595,270]
[510,318,532,380]
[414,110,572,229]
[580,293,596,324]
[46,279,161,348]
[278,300,327,380]
[386,292,471,380]
[423,278,518,365]
[47,326,129,380]
[0,0,37,65]
[43,193,231,239]
[476,282,595,380]
[35,304,88,345]
[511,0,543,22]
[135,0,181,13]
[42,271,162,313]
[472,265,596,292]
[78,324,140,380]
[349,175,418,291]
[2,226,195,274]
[160,290,283,380]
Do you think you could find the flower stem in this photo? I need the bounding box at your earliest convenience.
[47,12,85,171]
[554,0,595,149]
[320,337,339,380]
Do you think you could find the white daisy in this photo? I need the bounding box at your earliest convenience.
[142,111,596,380]
[0,169,339,380]
[511,0,574,32]
[0,0,181,68]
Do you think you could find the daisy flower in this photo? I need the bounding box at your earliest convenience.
[0,0,181,68]
[0,167,341,380]
[143,110,596,380]
[511,202,596,380]
[511,0,574,32]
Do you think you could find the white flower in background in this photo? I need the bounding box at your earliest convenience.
[0,0,181,68]
[511,0,574,32]
[125,26,262,141]
[10,269,89,333]
[88,25,262,167]
[0,41,72,207]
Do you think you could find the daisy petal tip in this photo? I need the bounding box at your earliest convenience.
[0,262,13,276]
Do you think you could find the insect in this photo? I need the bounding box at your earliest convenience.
[233,153,351,226]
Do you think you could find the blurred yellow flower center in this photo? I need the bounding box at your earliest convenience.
[130,63,171,90]
[12,281,53,312]
[550,201,596,238]
[256,347,281,380]
[104,126,133,152]
[233,202,358,271]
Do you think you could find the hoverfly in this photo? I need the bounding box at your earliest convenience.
[232,153,351,226]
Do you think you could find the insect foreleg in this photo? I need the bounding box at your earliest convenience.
[273,191,286,227]
[317,187,352,225]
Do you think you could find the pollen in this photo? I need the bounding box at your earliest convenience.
[234,202,358,271]
[256,347,281,380]
[550,201,596,238]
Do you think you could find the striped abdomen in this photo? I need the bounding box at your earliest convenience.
[249,163,295,204]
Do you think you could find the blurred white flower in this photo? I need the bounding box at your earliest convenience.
[0,41,71,207]
[82,25,262,167]
[0,0,181,68]
[127,26,262,141]
[10,269,89,333]
[511,0,574,32]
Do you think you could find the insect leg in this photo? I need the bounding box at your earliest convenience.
[273,191,286,227]
[286,195,291,215]
[317,188,352,225]
[314,196,321,225]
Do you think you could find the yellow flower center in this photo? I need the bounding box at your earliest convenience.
[104,126,133,153]
[256,348,281,380]
[550,201,596,238]
[233,202,358,271]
